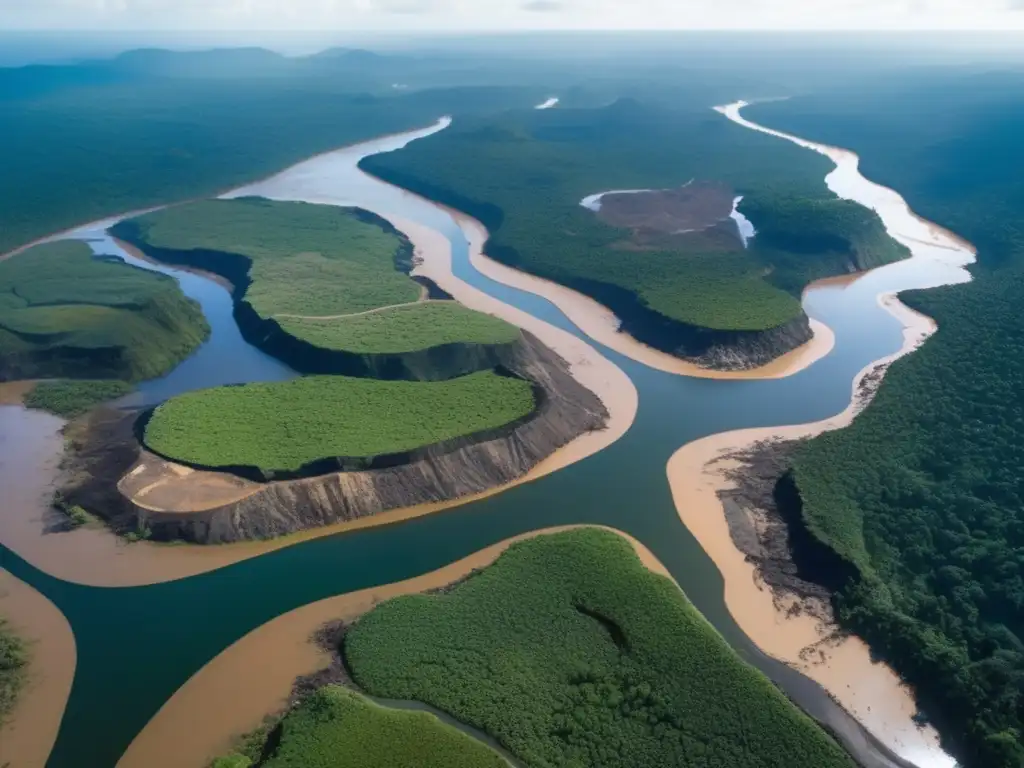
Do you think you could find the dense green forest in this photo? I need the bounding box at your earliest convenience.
[0,50,545,255]
[361,99,902,352]
[345,528,856,768]
[0,241,208,382]
[144,371,536,476]
[213,686,507,768]
[751,71,1024,768]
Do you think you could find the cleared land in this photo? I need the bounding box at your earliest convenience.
[120,199,518,356]
[361,102,905,333]
[213,686,506,768]
[144,371,536,473]
[278,302,519,354]
[345,528,856,768]
[0,241,208,383]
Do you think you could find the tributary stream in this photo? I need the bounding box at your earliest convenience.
[0,104,972,768]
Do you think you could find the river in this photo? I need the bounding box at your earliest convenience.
[0,103,972,768]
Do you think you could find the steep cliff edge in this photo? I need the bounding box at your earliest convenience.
[109,211,517,382]
[116,331,608,543]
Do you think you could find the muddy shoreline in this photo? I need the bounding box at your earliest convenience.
[116,526,670,768]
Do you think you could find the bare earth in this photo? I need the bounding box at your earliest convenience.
[0,569,76,768]
[595,181,736,235]
[116,526,671,768]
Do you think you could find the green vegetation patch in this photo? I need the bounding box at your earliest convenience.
[215,686,506,768]
[345,528,856,768]
[362,102,904,333]
[127,198,416,317]
[24,379,134,418]
[278,302,519,354]
[0,618,28,727]
[0,242,208,382]
[144,371,535,473]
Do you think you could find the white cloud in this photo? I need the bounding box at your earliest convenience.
[2,0,1023,31]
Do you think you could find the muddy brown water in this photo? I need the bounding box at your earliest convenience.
[0,105,972,767]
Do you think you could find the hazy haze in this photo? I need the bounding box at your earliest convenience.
[3,0,1024,31]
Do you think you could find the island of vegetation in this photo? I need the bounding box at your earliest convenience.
[223,529,857,767]
[110,327,606,543]
[142,371,536,480]
[748,72,1024,768]
[0,240,208,414]
[112,197,523,380]
[360,100,906,369]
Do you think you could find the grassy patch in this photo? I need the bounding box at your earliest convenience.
[24,379,133,418]
[0,241,208,381]
[127,199,416,317]
[279,302,519,354]
[0,618,28,727]
[215,686,507,768]
[144,371,535,473]
[345,528,856,768]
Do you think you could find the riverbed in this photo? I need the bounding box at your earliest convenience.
[0,103,973,768]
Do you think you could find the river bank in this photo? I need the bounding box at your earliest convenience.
[115,526,671,768]
[668,299,946,765]
[0,568,76,768]
[662,102,979,768]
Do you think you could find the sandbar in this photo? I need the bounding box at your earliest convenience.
[116,526,669,768]
[0,568,76,768]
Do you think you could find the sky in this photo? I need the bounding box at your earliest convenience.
[3,0,1024,31]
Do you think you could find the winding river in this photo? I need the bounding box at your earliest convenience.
[0,101,973,768]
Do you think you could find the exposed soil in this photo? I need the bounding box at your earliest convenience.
[0,380,37,405]
[595,181,736,236]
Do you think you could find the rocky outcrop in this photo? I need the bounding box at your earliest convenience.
[121,332,608,543]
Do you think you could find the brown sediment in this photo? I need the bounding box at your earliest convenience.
[665,292,944,759]
[593,182,736,235]
[0,209,636,587]
[116,526,670,768]
[0,380,37,405]
[0,569,76,768]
